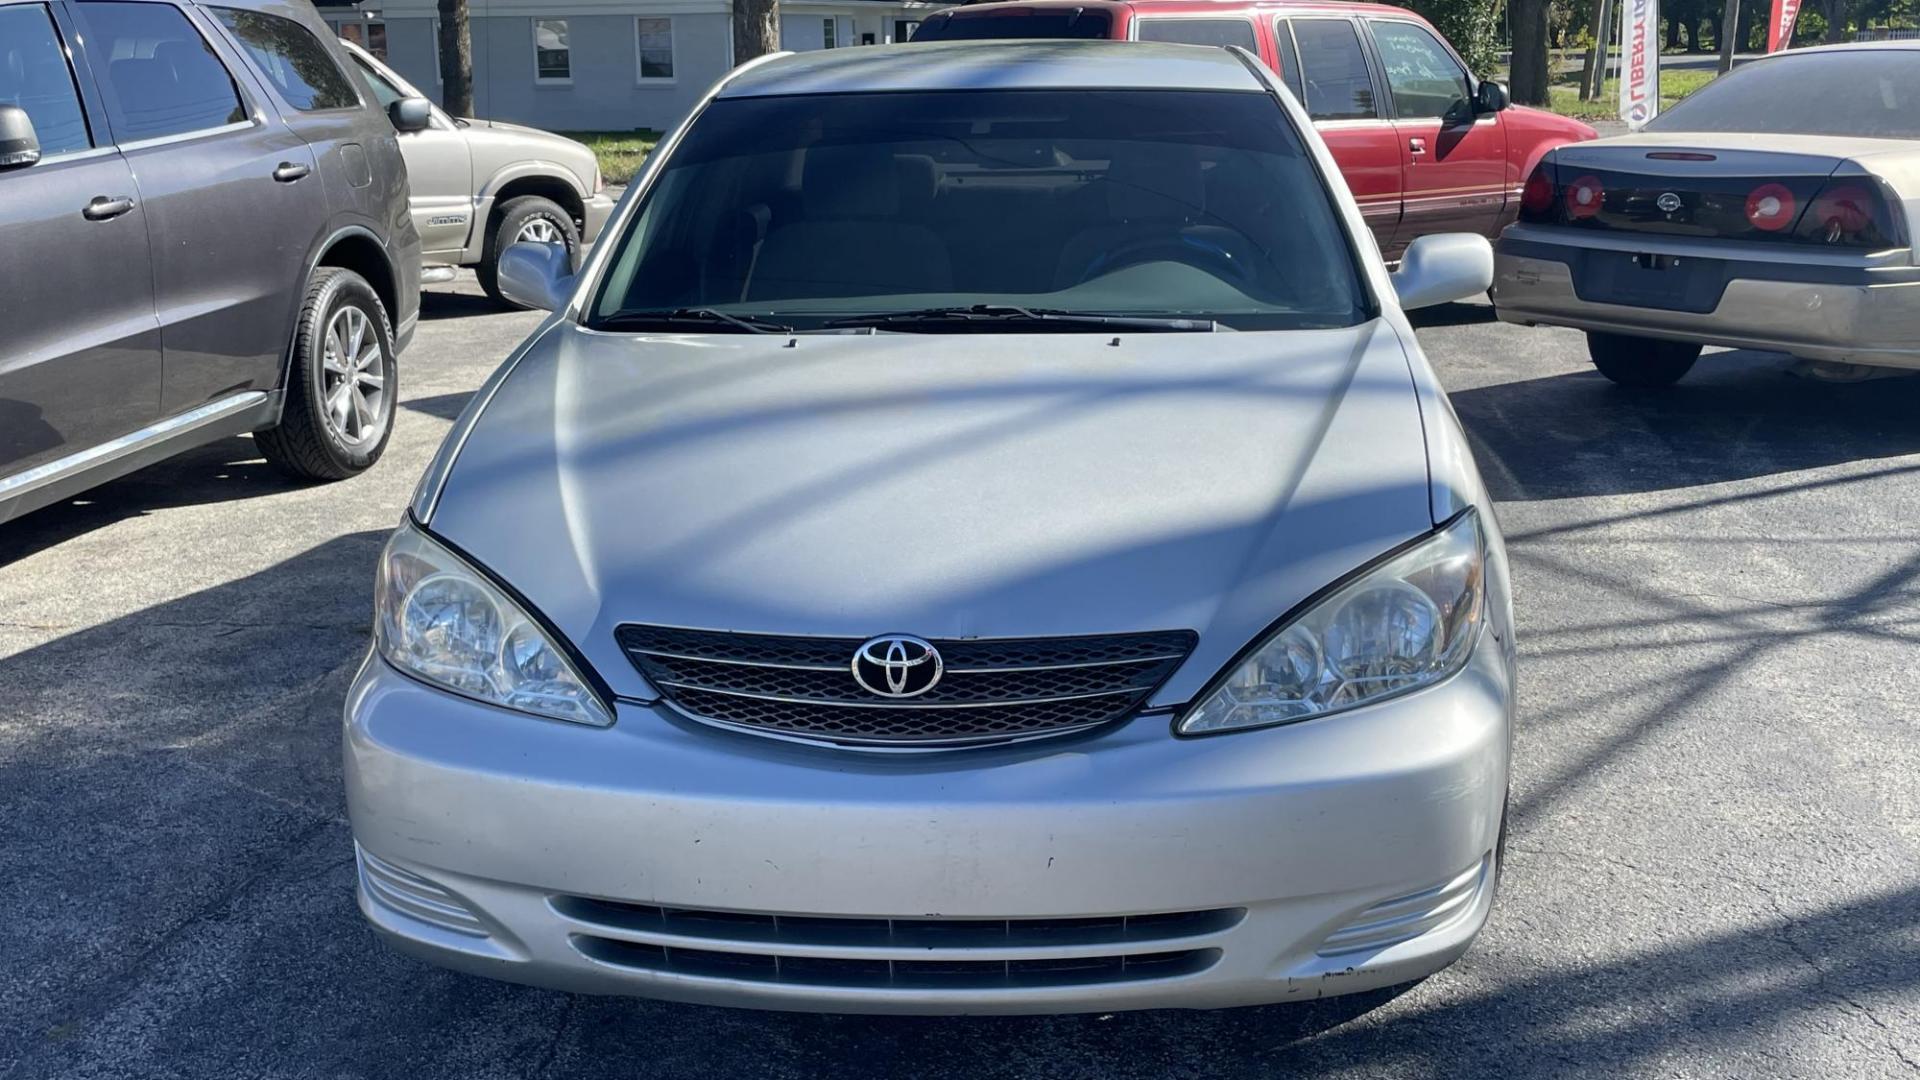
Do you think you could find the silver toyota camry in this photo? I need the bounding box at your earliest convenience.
[345,40,1514,1014]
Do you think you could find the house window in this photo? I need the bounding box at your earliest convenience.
[534,18,570,82]
[821,17,835,48]
[636,16,673,79]
[339,19,387,60]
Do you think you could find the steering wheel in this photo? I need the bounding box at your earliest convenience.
[1077,232,1256,289]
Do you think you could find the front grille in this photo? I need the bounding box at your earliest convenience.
[556,898,1231,990]
[616,625,1197,746]
[571,936,1219,990]
[552,896,1245,948]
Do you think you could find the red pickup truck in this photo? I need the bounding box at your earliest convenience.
[911,0,1597,258]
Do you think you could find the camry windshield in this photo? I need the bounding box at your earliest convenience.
[1647,51,1920,139]
[588,89,1368,332]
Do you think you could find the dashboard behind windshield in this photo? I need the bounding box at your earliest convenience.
[589,88,1369,332]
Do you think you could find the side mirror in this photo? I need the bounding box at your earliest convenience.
[1474,80,1511,114]
[497,241,575,312]
[1392,233,1493,311]
[389,97,432,133]
[0,105,42,169]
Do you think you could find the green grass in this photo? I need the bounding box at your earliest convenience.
[1543,67,1718,121]
[560,130,664,185]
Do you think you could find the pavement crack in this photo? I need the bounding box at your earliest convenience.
[532,995,577,1078]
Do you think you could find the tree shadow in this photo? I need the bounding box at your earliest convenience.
[1451,349,1920,500]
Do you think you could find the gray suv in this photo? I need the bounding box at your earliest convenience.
[0,0,423,524]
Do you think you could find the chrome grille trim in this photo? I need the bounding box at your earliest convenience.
[616,625,1198,746]
[650,681,1140,710]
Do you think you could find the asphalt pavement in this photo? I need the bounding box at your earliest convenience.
[2,278,1917,1079]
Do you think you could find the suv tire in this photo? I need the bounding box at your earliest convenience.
[478,195,580,308]
[1587,332,1701,388]
[257,267,397,481]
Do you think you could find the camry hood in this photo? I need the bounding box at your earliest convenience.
[428,323,1437,704]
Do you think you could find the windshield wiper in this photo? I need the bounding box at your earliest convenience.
[821,305,1217,332]
[596,308,796,334]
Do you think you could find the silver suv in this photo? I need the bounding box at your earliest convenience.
[339,40,614,308]
[0,0,424,523]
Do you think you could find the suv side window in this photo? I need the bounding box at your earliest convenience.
[211,7,358,111]
[76,1,245,141]
[1290,19,1378,121]
[1369,20,1471,121]
[1134,18,1257,51]
[0,4,91,154]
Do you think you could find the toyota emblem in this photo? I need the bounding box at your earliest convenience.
[851,634,943,698]
[1656,192,1683,213]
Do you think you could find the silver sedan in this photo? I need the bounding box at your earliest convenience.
[344,40,1512,1014]
[1493,42,1920,386]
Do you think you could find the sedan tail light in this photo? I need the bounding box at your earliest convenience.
[1519,162,1555,221]
[1795,178,1901,249]
[1744,183,1797,232]
[1564,174,1605,220]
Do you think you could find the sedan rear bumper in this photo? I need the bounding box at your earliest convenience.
[1493,231,1920,367]
[343,641,1511,1014]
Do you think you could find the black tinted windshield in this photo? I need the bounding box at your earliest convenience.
[1648,50,1920,139]
[590,89,1367,332]
[911,9,1114,40]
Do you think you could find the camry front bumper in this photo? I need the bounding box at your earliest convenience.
[1493,229,1920,367]
[343,641,1511,1014]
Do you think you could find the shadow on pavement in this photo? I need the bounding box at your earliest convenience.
[0,436,301,569]
[420,289,512,321]
[1407,301,1499,329]
[1451,350,1920,500]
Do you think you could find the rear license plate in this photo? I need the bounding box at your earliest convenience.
[1571,250,1731,314]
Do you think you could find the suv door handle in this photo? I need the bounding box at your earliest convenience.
[81,195,135,221]
[1409,137,1427,155]
[273,162,311,182]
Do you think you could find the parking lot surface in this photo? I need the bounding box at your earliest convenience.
[2,279,1917,1079]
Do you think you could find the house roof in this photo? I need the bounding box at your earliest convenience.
[717,39,1268,97]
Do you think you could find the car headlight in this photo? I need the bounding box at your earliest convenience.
[1178,510,1486,735]
[374,521,613,727]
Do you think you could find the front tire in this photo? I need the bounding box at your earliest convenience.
[1586,331,1701,388]
[257,267,396,481]
[477,195,579,309]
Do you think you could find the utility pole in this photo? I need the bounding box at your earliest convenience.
[1718,0,1740,72]
[1580,0,1614,100]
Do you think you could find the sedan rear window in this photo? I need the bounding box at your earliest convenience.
[591,89,1367,332]
[1647,50,1920,139]
[911,9,1114,40]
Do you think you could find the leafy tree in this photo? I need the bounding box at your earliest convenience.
[1401,0,1502,72]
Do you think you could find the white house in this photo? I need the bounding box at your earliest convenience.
[316,0,935,132]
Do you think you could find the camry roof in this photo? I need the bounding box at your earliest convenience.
[717,40,1268,97]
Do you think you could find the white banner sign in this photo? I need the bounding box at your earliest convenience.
[1619,0,1660,129]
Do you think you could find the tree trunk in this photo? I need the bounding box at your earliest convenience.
[1580,0,1613,100]
[1717,0,1739,70]
[436,0,473,117]
[1665,12,1682,47]
[1510,0,1553,106]
[1822,0,1849,42]
[732,0,779,66]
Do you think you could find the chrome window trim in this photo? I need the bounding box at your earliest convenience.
[115,118,255,153]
